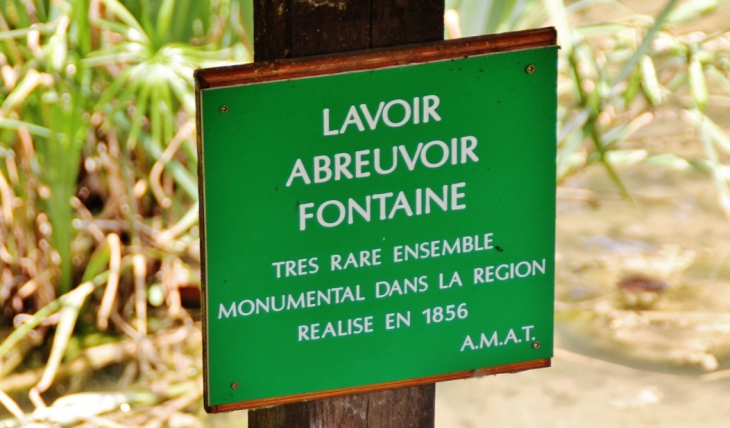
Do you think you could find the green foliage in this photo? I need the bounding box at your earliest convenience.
[0,0,729,424]
[0,2,250,416]
[0,0,90,294]
[0,0,251,300]
[557,0,730,212]
[450,0,730,214]
[448,0,548,36]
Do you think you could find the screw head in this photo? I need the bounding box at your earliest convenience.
[220,105,229,113]
[231,382,239,389]
[532,341,541,349]
[525,64,536,74]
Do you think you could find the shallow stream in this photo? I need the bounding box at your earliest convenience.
[435,114,730,427]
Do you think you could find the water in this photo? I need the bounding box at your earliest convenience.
[435,129,730,427]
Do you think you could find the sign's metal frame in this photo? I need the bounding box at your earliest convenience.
[195,27,557,413]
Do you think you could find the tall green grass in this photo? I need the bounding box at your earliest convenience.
[449,0,730,215]
[0,0,250,422]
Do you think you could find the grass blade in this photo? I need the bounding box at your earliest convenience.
[640,55,662,105]
[612,0,679,85]
[689,53,709,111]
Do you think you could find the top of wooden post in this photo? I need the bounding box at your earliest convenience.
[253,0,445,62]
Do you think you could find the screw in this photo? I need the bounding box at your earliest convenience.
[525,64,536,74]
[220,105,229,113]
[532,341,541,349]
[231,382,239,389]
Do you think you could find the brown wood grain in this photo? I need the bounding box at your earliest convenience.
[370,1,444,49]
[249,384,435,428]
[252,0,444,62]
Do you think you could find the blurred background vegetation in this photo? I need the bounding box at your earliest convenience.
[0,0,729,426]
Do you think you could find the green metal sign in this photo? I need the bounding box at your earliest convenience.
[197,35,557,411]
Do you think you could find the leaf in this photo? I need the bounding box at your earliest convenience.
[667,0,717,23]
[684,109,730,155]
[0,21,56,41]
[82,244,111,283]
[0,118,54,139]
[695,109,730,220]
[1,69,53,113]
[624,67,642,106]
[613,0,679,85]
[640,55,662,105]
[97,0,150,44]
[484,0,518,34]
[544,0,573,54]
[156,0,176,44]
[689,53,708,111]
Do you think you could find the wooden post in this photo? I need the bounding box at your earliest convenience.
[253,0,444,61]
[249,1,443,427]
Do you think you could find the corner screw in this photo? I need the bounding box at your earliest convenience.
[526,64,536,74]
[532,341,541,349]
[220,105,229,113]
[231,382,239,389]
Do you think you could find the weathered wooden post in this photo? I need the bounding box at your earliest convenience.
[252,1,445,61]
[194,1,557,426]
[249,2,443,427]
